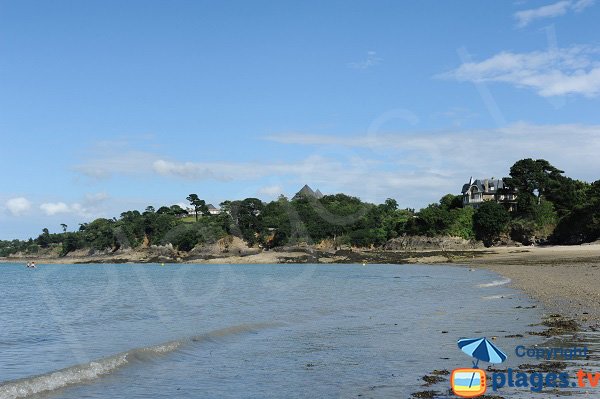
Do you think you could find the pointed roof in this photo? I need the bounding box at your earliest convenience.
[293,184,322,200]
[461,178,510,194]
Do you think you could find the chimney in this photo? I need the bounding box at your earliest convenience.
[484,179,489,192]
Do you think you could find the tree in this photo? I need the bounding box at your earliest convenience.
[552,180,600,244]
[235,198,265,245]
[60,224,67,233]
[410,195,465,237]
[83,218,116,250]
[186,194,209,222]
[383,198,399,212]
[544,177,589,217]
[439,194,463,210]
[156,206,172,215]
[36,228,51,248]
[446,207,475,240]
[414,204,450,237]
[504,159,564,216]
[473,201,510,246]
[169,204,188,217]
[61,233,80,256]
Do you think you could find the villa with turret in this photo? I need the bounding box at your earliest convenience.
[461,177,517,211]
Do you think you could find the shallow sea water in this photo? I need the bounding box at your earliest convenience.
[0,263,551,398]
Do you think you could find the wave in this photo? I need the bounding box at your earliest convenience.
[481,294,512,300]
[477,278,511,288]
[0,323,277,399]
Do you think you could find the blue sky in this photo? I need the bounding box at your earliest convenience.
[1,0,600,239]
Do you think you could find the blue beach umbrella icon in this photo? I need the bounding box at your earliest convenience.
[458,337,507,388]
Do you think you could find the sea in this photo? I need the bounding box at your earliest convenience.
[0,262,568,398]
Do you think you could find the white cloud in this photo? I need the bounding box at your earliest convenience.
[515,1,571,27]
[572,0,595,11]
[40,202,70,216]
[40,193,109,217]
[257,185,284,197]
[153,159,224,180]
[152,156,337,182]
[514,0,595,27]
[74,150,159,179]
[440,45,600,97]
[264,122,600,193]
[348,51,382,69]
[84,192,109,203]
[5,197,32,216]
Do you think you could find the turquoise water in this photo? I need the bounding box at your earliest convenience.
[0,263,543,398]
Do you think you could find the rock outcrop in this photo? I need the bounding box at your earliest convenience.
[383,236,483,251]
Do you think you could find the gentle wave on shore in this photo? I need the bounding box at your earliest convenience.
[0,323,277,399]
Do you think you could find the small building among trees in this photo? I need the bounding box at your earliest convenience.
[206,204,221,215]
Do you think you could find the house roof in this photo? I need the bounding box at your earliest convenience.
[293,184,324,200]
[206,204,218,210]
[461,178,510,194]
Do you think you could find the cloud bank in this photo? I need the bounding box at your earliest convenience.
[72,123,600,207]
[440,45,600,97]
[514,0,595,27]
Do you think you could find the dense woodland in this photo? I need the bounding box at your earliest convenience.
[1,158,599,257]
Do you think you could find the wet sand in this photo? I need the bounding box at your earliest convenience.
[461,244,600,329]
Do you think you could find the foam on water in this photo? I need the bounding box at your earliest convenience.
[478,278,511,288]
[0,323,275,399]
[0,354,129,399]
[481,294,513,300]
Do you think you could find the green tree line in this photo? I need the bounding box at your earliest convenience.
[1,158,598,257]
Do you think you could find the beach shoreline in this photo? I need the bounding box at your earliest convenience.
[461,244,600,330]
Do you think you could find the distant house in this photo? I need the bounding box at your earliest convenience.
[206,204,221,215]
[461,177,517,210]
[292,185,324,201]
[185,204,221,217]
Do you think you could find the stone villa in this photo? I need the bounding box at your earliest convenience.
[461,177,517,210]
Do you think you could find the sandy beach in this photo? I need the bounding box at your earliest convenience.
[461,244,600,329]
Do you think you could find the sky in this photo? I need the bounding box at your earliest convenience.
[1,0,600,239]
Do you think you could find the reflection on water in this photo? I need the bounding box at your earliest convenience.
[0,263,546,398]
